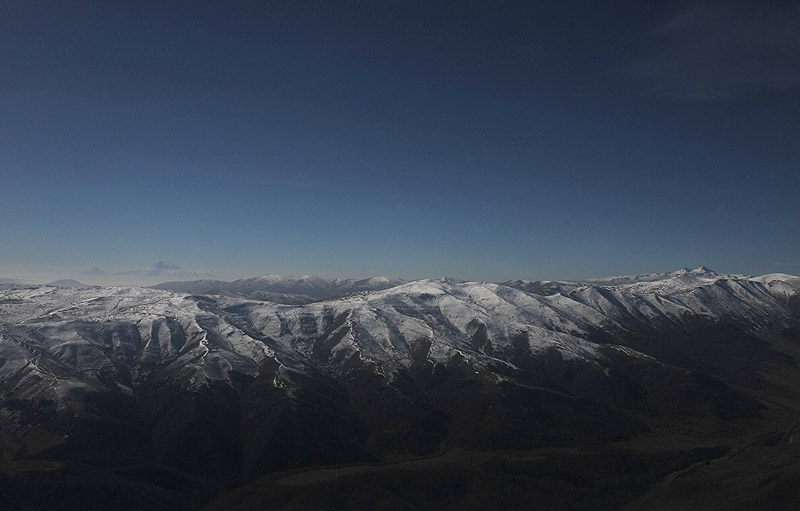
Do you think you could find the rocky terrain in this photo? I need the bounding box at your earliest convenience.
[1,268,799,509]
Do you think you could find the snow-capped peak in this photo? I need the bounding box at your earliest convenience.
[143,261,183,275]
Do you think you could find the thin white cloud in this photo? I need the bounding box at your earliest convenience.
[624,1,800,100]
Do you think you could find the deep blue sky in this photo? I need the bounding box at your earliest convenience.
[1,0,798,282]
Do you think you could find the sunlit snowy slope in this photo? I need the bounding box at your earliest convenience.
[1,268,798,410]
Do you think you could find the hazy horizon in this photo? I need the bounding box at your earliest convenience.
[4,260,800,288]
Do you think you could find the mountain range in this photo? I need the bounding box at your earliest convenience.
[1,268,800,509]
[151,274,408,303]
[79,261,212,283]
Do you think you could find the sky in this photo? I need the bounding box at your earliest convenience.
[1,0,798,283]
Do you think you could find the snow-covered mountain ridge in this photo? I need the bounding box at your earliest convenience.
[75,261,212,287]
[1,269,798,412]
[3,268,800,507]
[151,274,407,302]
